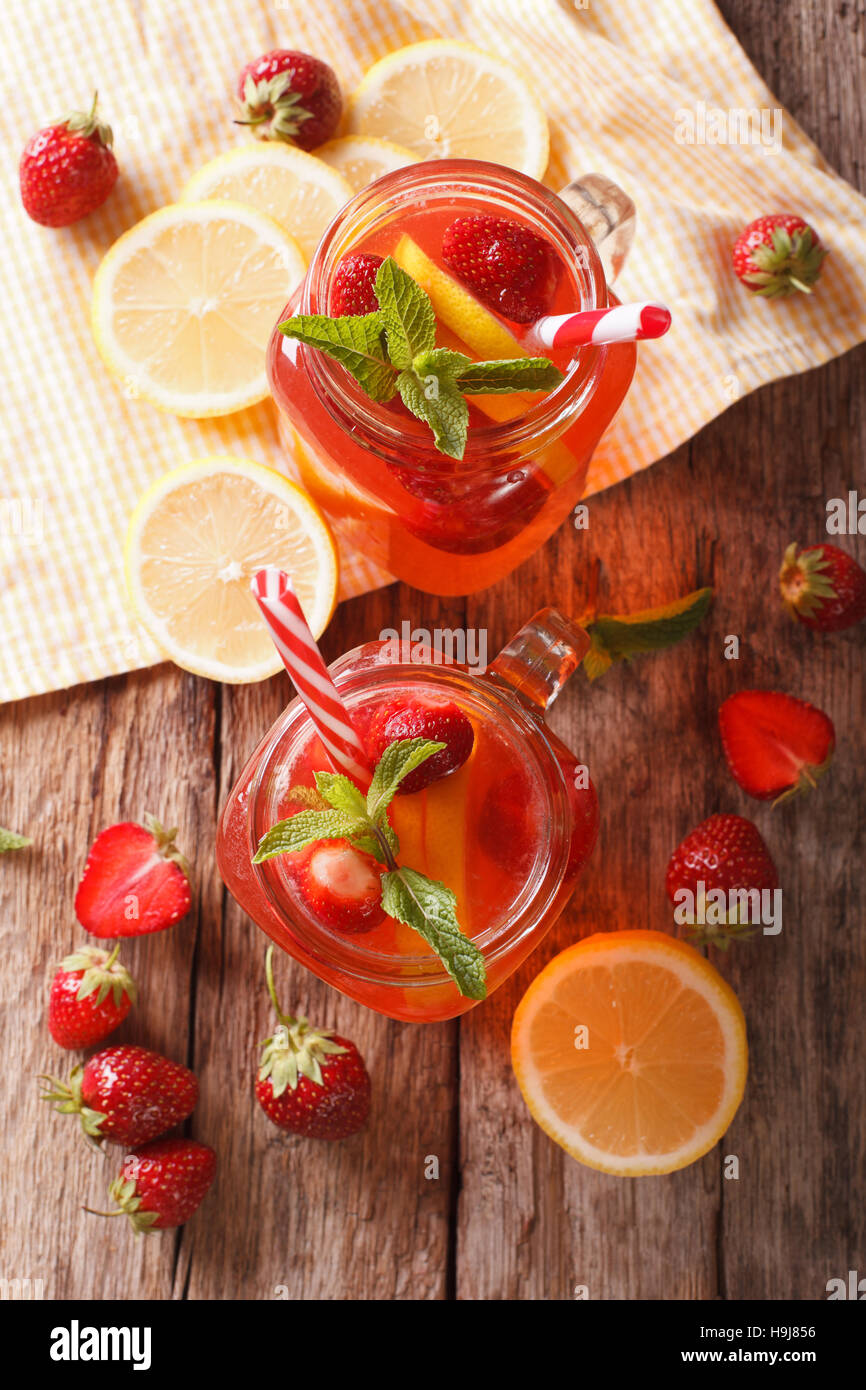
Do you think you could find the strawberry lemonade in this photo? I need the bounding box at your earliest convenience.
[267,159,636,594]
[217,612,598,1022]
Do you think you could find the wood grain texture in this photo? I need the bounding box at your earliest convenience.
[0,0,863,1302]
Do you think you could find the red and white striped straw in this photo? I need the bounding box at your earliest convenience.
[528,301,671,352]
[251,567,372,785]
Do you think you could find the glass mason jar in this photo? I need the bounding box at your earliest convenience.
[267,159,636,595]
[216,610,598,1023]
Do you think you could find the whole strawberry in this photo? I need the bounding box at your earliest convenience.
[719,689,835,803]
[255,947,370,1141]
[48,944,137,1049]
[236,50,342,150]
[666,814,778,948]
[368,697,475,793]
[74,812,191,938]
[88,1138,216,1233]
[732,214,826,297]
[442,215,560,323]
[331,252,383,315]
[40,1044,197,1147]
[779,542,866,633]
[20,93,118,228]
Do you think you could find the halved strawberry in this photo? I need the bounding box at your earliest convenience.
[295,840,385,934]
[74,814,191,938]
[368,697,475,792]
[330,252,383,316]
[719,690,835,803]
[442,215,560,323]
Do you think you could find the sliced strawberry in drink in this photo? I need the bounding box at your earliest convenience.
[442,215,561,324]
[295,839,385,934]
[719,689,835,802]
[399,464,551,554]
[368,697,474,793]
[330,251,383,315]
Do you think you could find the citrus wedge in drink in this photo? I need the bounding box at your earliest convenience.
[182,145,353,260]
[316,135,420,192]
[92,201,305,418]
[511,931,748,1176]
[124,457,338,683]
[346,41,549,178]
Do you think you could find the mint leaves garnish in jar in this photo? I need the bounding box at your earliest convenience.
[254,736,487,1001]
[278,257,563,461]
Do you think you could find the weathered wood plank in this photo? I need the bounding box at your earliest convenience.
[0,667,214,1300]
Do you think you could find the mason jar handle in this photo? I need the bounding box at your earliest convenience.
[487,608,590,717]
[557,173,636,285]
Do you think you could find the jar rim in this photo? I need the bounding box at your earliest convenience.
[245,642,574,990]
[290,158,610,467]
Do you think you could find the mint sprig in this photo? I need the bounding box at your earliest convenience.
[254,736,487,999]
[278,256,564,460]
[582,586,713,681]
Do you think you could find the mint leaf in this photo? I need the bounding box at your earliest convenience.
[278,312,399,402]
[455,357,564,394]
[381,866,487,1000]
[0,826,31,852]
[398,369,469,460]
[366,738,446,822]
[253,809,365,862]
[375,257,437,369]
[314,771,368,819]
[413,346,472,378]
[583,587,713,681]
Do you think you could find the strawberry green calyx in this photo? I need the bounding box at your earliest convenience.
[0,826,31,851]
[59,943,138,1008]
[61,91,113,147]
[779,542,838,621]
[236,73,313,141]
[141,812,190,875]
[38,1066,106,1144]
[746,226,826,297]
[85,1179,160,1236]
[258,946,347,1095]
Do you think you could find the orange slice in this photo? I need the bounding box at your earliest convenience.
[511,931,748,1176]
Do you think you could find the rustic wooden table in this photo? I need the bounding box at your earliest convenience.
[2,0,863,1301]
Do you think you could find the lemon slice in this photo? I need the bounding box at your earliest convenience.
[124,457,338,683]
[512,932,748,1176]
[317,135,421,192]
[182,145,353,259]
[393,233,527,361]
[92,201,305,418]
[346,41,549,179]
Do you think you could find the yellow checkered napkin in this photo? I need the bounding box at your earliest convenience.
[2,0,865,701]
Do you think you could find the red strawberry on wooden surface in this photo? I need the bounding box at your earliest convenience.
[235,50,342,150]
[779,542,866,633]
[48,944,137,1049]
[732,214,826,297]
[255,947,371,1141]
[74,813,191,938]
[294,839,385,935]
[331,252,383,316]
[442,215,560,323]
[719,690,835,803]
[89,1138,216,1233]
[666,813,779,947]
[368,697,474,792]
[40,1044,198,1147]
[20,93,118,228]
